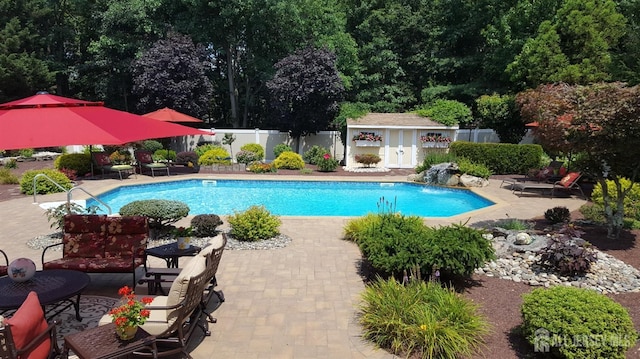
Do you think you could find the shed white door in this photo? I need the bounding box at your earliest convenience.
[386,129,414,168]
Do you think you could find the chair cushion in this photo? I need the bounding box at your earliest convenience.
[5,291,50,359]
[136,151,153,164]
[559,172,581,188]
[166,255,207,308]
[198,235,225,258]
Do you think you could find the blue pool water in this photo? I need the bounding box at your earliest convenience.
[86,179,494,217]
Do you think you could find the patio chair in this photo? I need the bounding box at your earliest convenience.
[139,235,226,332]
[1,291,61,359]
[91,152,136,180]
[511,172,586,199]
[134,150,170,177]
[0,249,7,277]
[500,160,566,188]
[100,254,210,358]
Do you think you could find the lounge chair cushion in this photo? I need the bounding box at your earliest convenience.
[559,172,581,188]
[5,291,50,359]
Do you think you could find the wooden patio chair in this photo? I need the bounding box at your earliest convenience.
[1,292,61,359]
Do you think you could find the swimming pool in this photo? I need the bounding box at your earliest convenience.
[86,179,494,217]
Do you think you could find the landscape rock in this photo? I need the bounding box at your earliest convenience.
[459,174,489,187]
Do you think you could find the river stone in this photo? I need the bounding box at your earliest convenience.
[514,232,533,245]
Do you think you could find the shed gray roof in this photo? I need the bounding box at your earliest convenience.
[347,113,458,129]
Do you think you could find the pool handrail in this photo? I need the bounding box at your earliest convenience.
[32,173,112,214]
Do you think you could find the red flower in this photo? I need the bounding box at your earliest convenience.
[323,153,330,160]
[110,286,153,334]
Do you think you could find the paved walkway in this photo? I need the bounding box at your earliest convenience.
[0,173,588,358]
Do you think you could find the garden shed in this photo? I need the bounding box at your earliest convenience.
[346,113,459,169]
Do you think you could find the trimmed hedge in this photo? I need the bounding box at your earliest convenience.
[20,169,74,195]
[450,141,543,175]
[54,153,92,177]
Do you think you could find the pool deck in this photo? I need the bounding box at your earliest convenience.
[0,173,588,358]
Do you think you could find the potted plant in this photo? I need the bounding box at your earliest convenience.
[420,135,452,148]
[172,226,193,249]
[108,286,153,340]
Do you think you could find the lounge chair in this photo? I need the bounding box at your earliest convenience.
[511,172,586,199]
[500,160,566,188]
[91,152,136,180]
[134,150,170,177]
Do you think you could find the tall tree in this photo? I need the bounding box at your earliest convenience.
[266,46,344,143]
[475,94,526,144]
[507,0,626,88]
[516,82,640,239]
[131,33,213,118]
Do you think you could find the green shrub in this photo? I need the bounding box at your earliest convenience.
[273,143,293,158]
[240,143,265,161]
[273,152,305,170]
[54,153,92,177]
[359,278,490,359]
[0,168,19,184]
[450,141,543,175]
[190,214,223,237]
[426,224,495,278]
[416,152,458,173]
[247,162,277,173]
[521,286,638,359]
[228,205,281,241]
[591,177,640,220]
[198,147,232,165]
[194,144,218,157]
[235,150,258,165]
[354,153,381,167]
[19,148,34,158]
[456,157,492,179]
[579,203,606,224]
[545,206,571,224]
[3,158,17,169]
[20,169,73,195]
[415,99,473,126]
[299,168,313,174]
[343,213,382,243]
[494,217,532,230]
[153,149,176,161]
[303,145,328,165]
[141,140,164,153]
[316,154,339,172]
[119,199,190,231]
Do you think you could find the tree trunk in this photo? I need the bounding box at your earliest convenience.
[226,45,239,128]
[242,75,250,128]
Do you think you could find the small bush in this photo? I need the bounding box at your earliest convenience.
[108,150,132,164]
[240,143,265,161]
[195,144,218,157]
[247,162,277,173]
[0,168,19,184]
[591,177,640,221]
[153,149,176,161]
[354,153,381,167]
[457,157,492,179]
[343,213,382,243]
[235,150,258,165]
[545,206,571,224]
[316,153,339,172]
[538,225,597,276]
[579,203,606,224]
[191,214,223,237]
[19,148,34,158]
[198,147,232,165]
[176,151,199,165]
[495,217,532,230]
[303,145,328,165]
[359,278,490,359]
[416,152,458,173]
[521,286,638,359]
[20,169,73,195]
[299,168,313,174]
[54,153,92,177]
[45,202,99,232]
[141,140,164,153]
[273,152,305,170]
[228,205,281,242]
[273,143,292,158]
[119,199,190,231]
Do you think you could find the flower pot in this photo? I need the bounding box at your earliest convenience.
[118,325,138,341]
[355,140,381,147]
[177,237,191,250]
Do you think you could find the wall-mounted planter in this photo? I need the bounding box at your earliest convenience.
[355,140,381,147]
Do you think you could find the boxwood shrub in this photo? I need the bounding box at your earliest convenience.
[273,152,305,170]
[359,278,490,359]
[191,214,223,237]
[119,199,189,231]
[240,143,265,161]
[20,169,73,195]
[228,205,281,241]
[521,286,638,358]
[198,147,232,165]
[54,153,92,177]
[450,141,542,175]
[273,143,292,158]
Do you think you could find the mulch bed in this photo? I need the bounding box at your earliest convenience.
[2,160,640,358]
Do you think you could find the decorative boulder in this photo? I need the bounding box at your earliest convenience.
[424,162,460,186]
[514,232,533,245]
[459,174,490,188]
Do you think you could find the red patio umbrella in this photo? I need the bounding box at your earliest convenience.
[0,93,211,150]
[142,107,203,123]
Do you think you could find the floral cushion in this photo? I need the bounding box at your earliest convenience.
[92,152,112,167]
[63,232,105,258]
[136,151,153,164]
[42,257,145,272]
[5,291,50,359]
